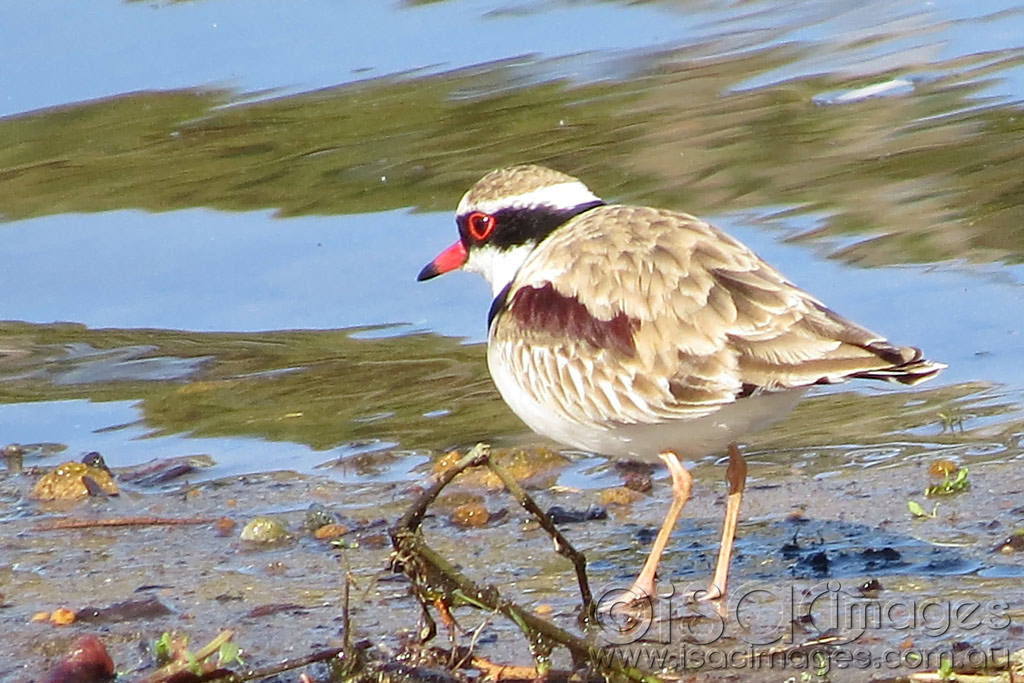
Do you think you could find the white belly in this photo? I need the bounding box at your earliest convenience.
[488,344,805,462]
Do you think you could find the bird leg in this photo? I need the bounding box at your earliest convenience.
[699,442,746,602]
[626,451,692,601]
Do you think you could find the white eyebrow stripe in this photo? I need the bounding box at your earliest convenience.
[457,181,601,215]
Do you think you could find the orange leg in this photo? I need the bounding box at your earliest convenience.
[627,451,692,600]
[700,443,747,601]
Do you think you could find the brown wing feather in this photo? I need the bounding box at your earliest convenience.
[491,204,943,426]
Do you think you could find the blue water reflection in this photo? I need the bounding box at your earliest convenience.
[4,1,1022,119]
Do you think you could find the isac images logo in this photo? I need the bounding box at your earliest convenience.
[592,580,1011,674]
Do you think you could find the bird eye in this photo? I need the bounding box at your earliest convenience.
[466,211,496,242]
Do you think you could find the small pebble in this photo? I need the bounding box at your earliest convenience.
[214,517,237,537]
[50,608,76,626]
[996,533,1024,553]
[546,504,607,524]
[42,634,114,683]
[239,517,288,543]
[32,462,119,501]
[2,443,25,473]
[599,487,643,506]
[314,523,349,540]
[451,502,490,528]
[431,450,464,474]
[929,459,958,477]
[304,505,337,532]
[80,452,109,472]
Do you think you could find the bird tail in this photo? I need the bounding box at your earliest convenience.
[849,356,946,386]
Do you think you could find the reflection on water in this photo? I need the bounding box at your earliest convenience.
[0,322,1020,481]
[0,0,1023,485]
[2,5,1023,267]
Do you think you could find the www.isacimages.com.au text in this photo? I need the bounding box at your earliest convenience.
[592,644,1010,674]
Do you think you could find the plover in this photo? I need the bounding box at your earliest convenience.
[418,165,944,602]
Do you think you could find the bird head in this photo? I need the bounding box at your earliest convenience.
[417,165,604,296]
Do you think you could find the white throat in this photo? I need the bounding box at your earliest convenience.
[464,243,537,297]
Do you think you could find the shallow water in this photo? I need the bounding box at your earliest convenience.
[3,0,1024,680]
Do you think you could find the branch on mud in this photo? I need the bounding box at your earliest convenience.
[389,443,657,683]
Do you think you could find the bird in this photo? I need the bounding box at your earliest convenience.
[417,164,944,605]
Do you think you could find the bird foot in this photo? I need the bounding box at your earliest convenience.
[597,584,654,612]
[595,585,655,639]
[686,584,723,603]
[677,584,728,619]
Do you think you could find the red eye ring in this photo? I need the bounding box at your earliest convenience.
[466,211,496,242]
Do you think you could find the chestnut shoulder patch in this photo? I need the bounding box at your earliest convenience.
[503,282,638,356]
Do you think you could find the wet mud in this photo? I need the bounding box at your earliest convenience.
[2,438,1022,682]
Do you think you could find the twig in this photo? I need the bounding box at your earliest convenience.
[342,568,353,659]
[34,516,218,531]
[195,646,347,683]
[389,443,658,683]
[138,629,236,683]
[471,655,541,682]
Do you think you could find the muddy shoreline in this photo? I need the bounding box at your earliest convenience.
[3,441,1022,682]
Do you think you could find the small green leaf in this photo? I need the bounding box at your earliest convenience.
[952,467,969,487]
[937,657,955,681]
[908,500,938,518]
[154,633,173,664]
[218,640,244,667]
[925,466,970,497]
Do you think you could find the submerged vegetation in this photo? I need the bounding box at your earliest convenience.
[3,37,1024,267]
